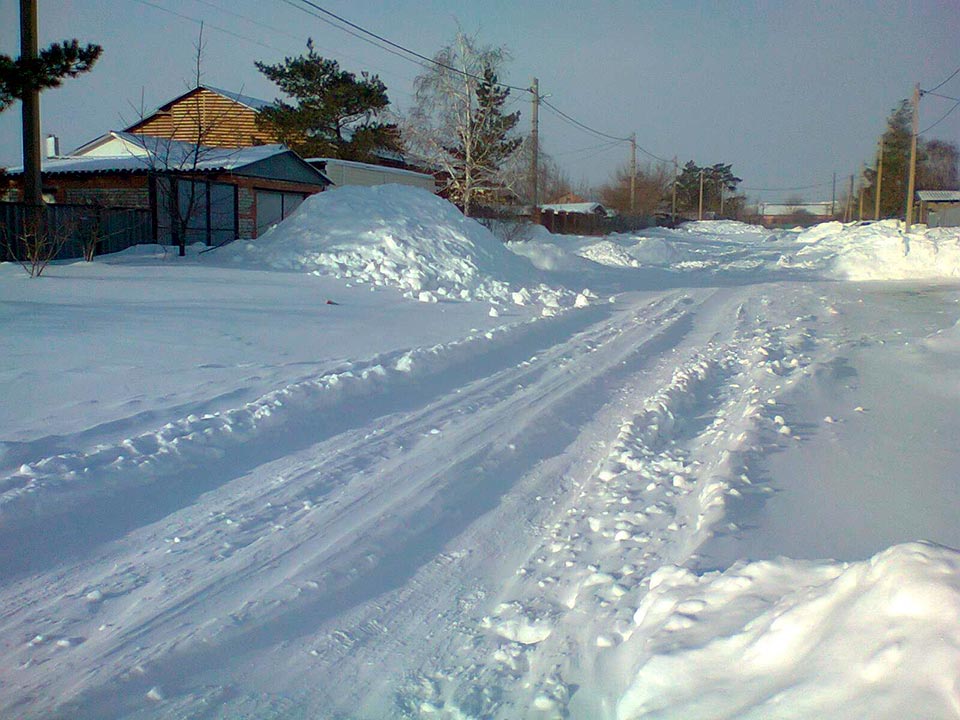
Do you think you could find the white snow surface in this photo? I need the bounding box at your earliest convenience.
[227,184,572,308]
[1,200,960,720]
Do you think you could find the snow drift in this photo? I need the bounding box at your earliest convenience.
[780,219,960,281]
[618,541,960,720]
[227,184,572,307]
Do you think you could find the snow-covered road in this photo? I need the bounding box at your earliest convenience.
[1,193,959,719]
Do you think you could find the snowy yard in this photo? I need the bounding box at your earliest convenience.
[1,186,958,719]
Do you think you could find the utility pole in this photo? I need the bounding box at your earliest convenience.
[905,82,920,229]
[20,0,42,206]
[530,77,539,214]
[844,174,854,222]
[719,181,725,217]
[831,172,836,218]
[671,156,678,224]
[698,168,704,221]
[858,183,864,221]
[629,133,636,214]
[874,139,884,220]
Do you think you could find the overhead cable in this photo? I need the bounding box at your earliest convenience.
[131,0,289,53]
[927,66,960,94]
[919,99,960,135]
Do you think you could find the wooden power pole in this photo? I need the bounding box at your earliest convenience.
[831,172,836,218]
[698,168,704,221]
[530,77,539,212]
[844,174,854,222]
[671,156,678,224]
[629,133,636,213]
[874,139,884,220]
[20,0,42,206]
[905,82,920,229]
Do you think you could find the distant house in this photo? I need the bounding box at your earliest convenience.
[538,201,610,235]
[758,201,834,227]
[2,133,330,243]
[123,84,279,149]
[916,190,960,227]
[307,157,436,192]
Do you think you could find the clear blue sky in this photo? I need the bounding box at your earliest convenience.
[1,0,958,203]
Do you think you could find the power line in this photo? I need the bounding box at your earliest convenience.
[131,0,289,54]
[540,98,629,142]
[291,0,531,94]
[919,98,960,135]
[279,0,432,73]
[927,66,960,94]
[741,181,832,192]
[921,90,960,103]
[283,0,658,158]
[188,0,305,44]
[553,139,624,157]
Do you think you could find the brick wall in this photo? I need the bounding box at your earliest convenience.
[63,187,149,209]
[238,186,256,239]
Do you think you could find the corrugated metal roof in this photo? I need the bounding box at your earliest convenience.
[5,134,294,175]
[916,190,960,202]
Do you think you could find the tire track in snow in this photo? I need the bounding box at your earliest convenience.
[394,291,821,718]
[0,303,620,579]
[0,292,702,719]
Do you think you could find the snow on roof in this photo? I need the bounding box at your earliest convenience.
[307,157,434,181]
[540,202,607,214]
[759,202,834,216]
[5,133,292,175]
[202,85,273,111]
[917,190,960,202]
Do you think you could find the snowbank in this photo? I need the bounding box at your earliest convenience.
[226,185,572,307]
[618,541,960,720]
[782,220,960,281]
[681,219,769,235]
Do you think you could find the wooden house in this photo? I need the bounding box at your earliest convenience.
[123,85,278,149]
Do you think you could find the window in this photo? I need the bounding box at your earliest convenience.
[255,190,307,236]
[155,178,237,246]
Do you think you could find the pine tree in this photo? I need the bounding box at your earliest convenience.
[862,100,913,219]
[255,41,399,162]
[0,39,102,112]
[674,161,741,214]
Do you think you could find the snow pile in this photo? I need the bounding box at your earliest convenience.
[617,542,960,720]
[578,239,644,268]
[681,219,769,236]
[782,220,960,280]
[578,236,685,268]
[228,185,571,307]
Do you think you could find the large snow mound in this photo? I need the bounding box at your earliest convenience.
[617,541,960,720]
[227,185,569,306]
[780,220,960,280]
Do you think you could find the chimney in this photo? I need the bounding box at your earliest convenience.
[45,134,60,158]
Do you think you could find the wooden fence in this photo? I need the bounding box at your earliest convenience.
[0,202,153,262]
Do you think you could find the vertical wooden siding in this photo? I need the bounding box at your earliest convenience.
[126,88,278,148]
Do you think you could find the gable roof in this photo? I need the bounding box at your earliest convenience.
[122,84,273,134]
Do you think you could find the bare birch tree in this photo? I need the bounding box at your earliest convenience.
[405,32,521,216]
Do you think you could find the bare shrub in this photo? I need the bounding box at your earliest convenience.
[2,208,74,277]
